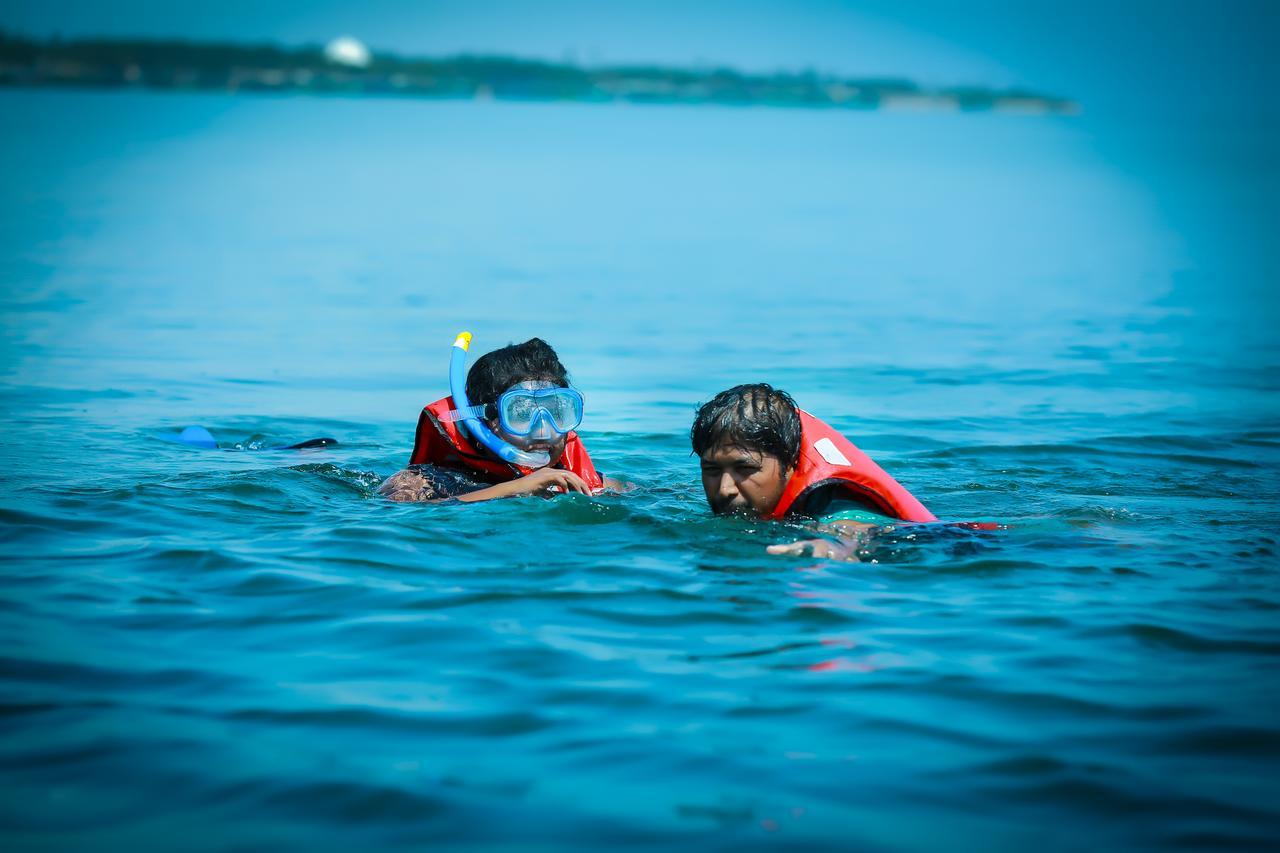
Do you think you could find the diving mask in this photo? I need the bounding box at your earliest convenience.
[444,387,585,437]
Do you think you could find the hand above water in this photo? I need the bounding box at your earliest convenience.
[766,537,859,561]
[766,521,879,561]
[515,468,594,496]
[457,467,593,502]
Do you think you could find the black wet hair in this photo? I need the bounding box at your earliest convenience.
[466,338,570,409]
[690,383,802,469]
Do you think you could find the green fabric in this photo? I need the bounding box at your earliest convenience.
[819,499,895,526]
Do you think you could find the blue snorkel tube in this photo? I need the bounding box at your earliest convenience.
[449,331,551,469]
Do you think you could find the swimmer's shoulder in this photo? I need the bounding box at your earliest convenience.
[803,484,895,525]
[601,475,630,492]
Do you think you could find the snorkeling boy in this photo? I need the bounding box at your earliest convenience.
[690,383,936,558]
[380,333,622,502]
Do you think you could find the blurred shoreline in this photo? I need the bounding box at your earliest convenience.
[0,30,1078,115]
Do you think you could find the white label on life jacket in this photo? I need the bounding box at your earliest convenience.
[814,437,851,467]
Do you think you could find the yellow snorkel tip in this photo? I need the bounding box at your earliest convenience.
[453,331,473,351]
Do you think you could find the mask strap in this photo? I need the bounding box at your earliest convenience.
[439,404,490,423]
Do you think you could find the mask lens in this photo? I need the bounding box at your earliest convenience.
[542,393,573,429]
[499,388,583,436]
[505,394,537,433]
[544,389,583,432]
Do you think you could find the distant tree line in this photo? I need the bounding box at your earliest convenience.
[0,30,1078,114]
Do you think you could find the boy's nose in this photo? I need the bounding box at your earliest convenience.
[527,410,555,440]
[716,472,739,499]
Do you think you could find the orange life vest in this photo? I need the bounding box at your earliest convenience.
[768,410,937,522]
[409,396,604,490]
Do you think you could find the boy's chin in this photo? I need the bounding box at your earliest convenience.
[514,440,566,461]
[712,502,760,518]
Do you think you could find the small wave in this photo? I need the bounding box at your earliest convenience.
[142,546,258,574]
[0,506,117,536]
[1235,430,1280,448]
[982,774,1260,822]
[965,753,1070,778]
[1148,725,1280,759]
[287,463,384,494]
[0,654,242,694]
[925,442,1261,469]
[1108,623,1280,655]
[1049,504,1139,522]
[225,569,350,597]
[256,778,449,822]
[225,706,552,737]
[220,377,287,386]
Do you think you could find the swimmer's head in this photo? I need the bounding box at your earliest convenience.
[467,338,572,465]
[691,384,801,517]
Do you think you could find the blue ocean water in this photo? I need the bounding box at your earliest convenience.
[1,90,1278,850]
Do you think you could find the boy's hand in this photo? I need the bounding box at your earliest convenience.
[766,538,858,560]
[455,467,593,503]
[510,468,592,496]
[766,521,880,560]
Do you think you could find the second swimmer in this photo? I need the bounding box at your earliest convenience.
[379,333,625,503]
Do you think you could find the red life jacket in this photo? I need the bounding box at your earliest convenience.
[768,410,937,523]
[409,396,604,490]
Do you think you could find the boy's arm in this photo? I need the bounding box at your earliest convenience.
[378,467,593,503]
[456,468,592,501]
[765,520,879,560]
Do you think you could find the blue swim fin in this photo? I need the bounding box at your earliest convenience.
[154,425,219,449]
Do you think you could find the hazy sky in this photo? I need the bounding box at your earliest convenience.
[2,0,1276,119]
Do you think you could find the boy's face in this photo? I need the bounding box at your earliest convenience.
[699,443,792,517]
[491,380,568,465]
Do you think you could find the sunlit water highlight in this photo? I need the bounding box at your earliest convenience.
[1,91,1278,850]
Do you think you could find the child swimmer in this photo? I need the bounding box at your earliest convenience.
[380,333,625,502]
[690,383,937,559]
